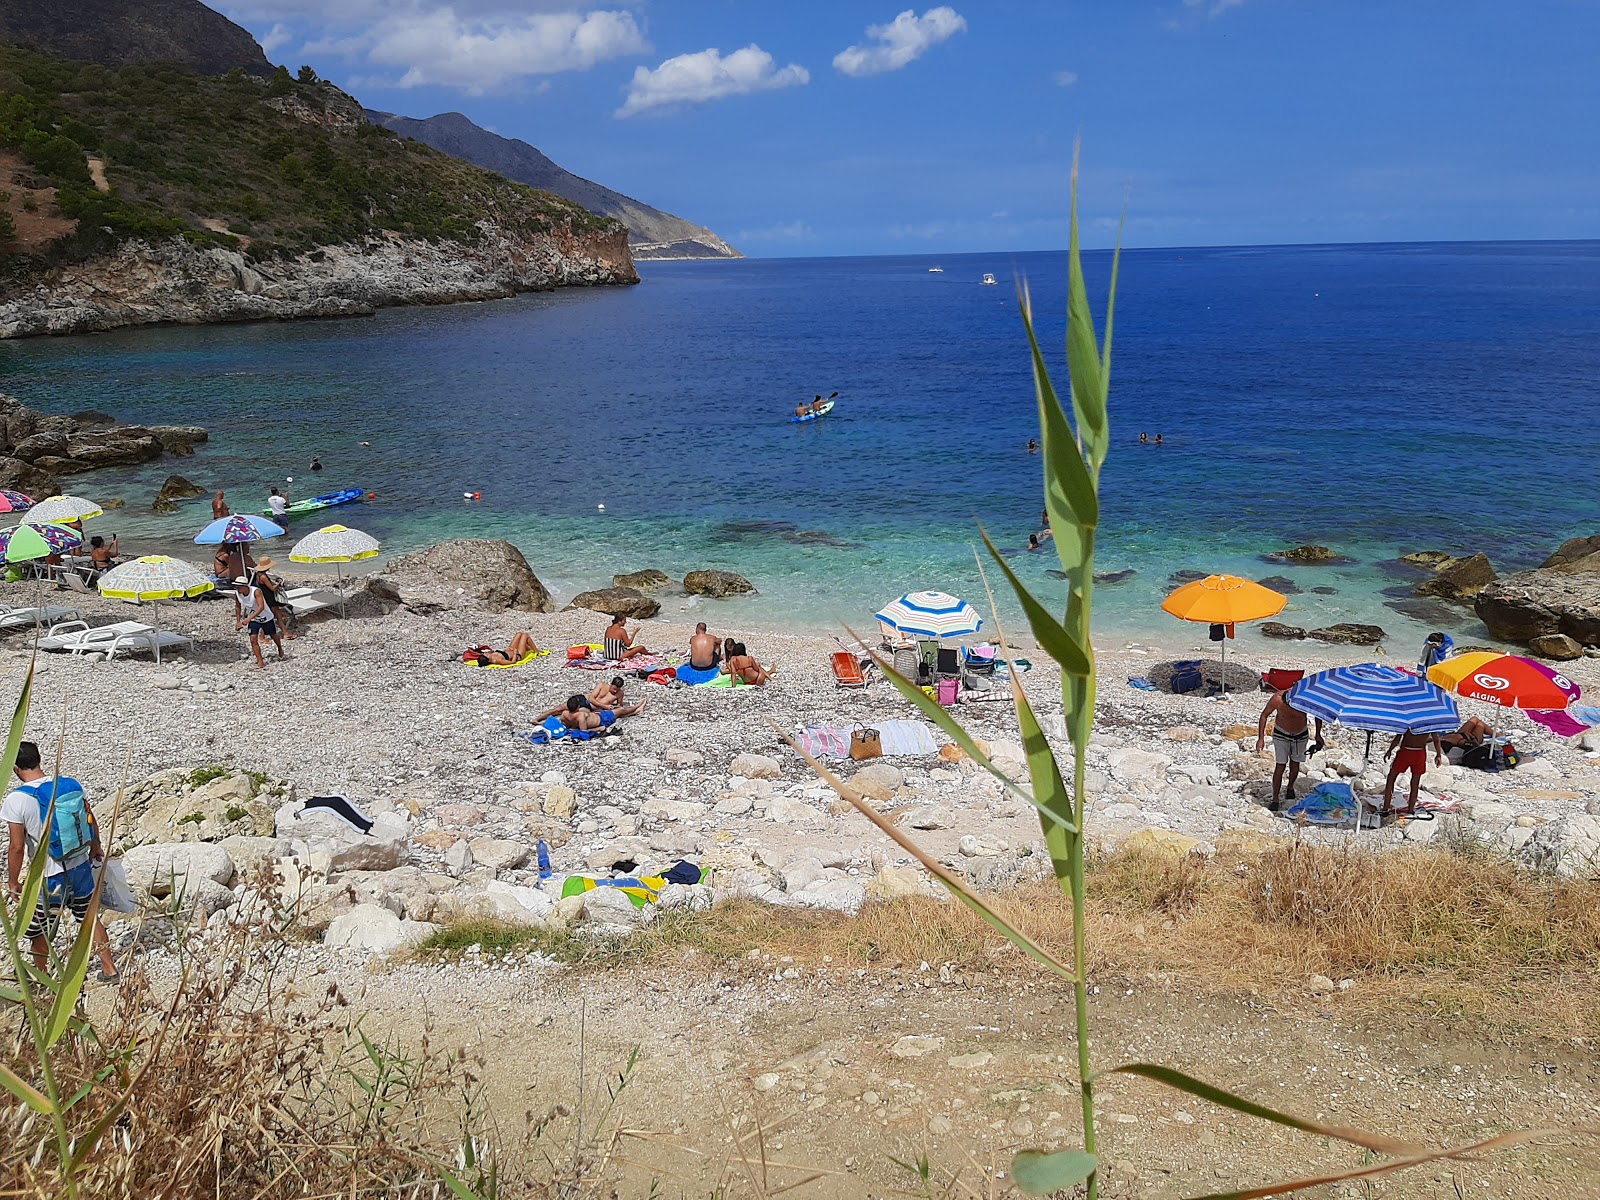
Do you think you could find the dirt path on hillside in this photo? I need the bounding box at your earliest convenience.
[331,955,1599,1199]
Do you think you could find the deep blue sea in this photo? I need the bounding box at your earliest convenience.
[1,241,1596,646]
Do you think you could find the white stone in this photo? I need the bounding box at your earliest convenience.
[731,753,781,780]
[540,770,568,785]
[867,865,929,900]
[791,879,865,914]
[852,763,904,791]
[890,1035,945,1058]
[1521,814,1600,879]
[947,1051,993,1068]
[218,835,291,878]
[766,796,824,824]
[641,797,707,822]
[781,857,824,893]
[713,796,754,816]
[541,786,577,818]
[1106,747,1170,784]
[324,903,434,955]
[445,839,473,876]
[580,886,648,926]
[665,748,705,767]
[904,805,950,830]
[1172,762,1221,786]
[122,842,235,897]
[467,837,528,871]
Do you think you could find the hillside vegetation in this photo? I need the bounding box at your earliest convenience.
[0,45,614,273]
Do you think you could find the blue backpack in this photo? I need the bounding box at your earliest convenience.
[20,777,94,869]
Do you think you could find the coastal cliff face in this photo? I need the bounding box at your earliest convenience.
[0,220,636,339]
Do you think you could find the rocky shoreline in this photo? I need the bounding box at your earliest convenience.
[5,537,1595,965]
[0,392,206,498]
[0,220,637,340]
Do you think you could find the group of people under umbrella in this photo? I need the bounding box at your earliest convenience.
[0,490,381,663]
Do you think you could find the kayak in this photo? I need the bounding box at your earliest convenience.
[265,488,366,520]
[791,400,835,424]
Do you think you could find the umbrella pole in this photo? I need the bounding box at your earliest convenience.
[1221,637,1227,698]
[152,599,161,665]
[338,561,346,618]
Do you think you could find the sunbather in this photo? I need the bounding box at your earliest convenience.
[465,632,538,665]
[1440,716,1493,749]
[689,622,720,671]
[588,675,627,710]
[723,642,774,687]
[603,615,649,661]
[560,695,647,730]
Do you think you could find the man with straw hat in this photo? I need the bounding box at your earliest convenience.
[234,575,287,668]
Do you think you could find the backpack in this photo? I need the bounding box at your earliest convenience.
[21,777,94,869]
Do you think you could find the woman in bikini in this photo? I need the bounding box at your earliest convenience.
[603,616,649,661]
[722,642,775,687]
[466,632,537,665]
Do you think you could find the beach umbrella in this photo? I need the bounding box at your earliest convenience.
[875,591,984,640]
[0,521,84,562]
[1426,651,1581,712]
[97,556,214,664]
[1286,664,1461,736]
[27,495,104,524]
[1160,574,1287,696]
[0,490,34,515]
[193,514,285,545]
[288,524,379,615]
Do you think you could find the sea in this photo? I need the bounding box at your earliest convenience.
[1,240,1596,651]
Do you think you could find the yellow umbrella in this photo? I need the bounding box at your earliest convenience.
[1160,575,1287,696]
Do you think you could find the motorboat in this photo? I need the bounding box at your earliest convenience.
[928,265,943,273]
[980,272,997,286]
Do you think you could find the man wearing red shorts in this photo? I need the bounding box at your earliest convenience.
[1382,728,1445,815]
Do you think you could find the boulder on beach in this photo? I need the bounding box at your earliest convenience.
[0,455,58,499]
[1308,623,1386,646]
[1529,633,1584,662]
[613,569,676,593]
[1264,544,1352,565]
[683,569,755,597]
[1474,533,1600,649]
[152,473,206,513]
[378,538,555,614]
[566,586,660,620]
[1413,551,1497,600]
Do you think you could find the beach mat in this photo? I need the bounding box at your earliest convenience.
[793,720,938,759]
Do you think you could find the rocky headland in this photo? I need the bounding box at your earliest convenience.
[0,392,206,497]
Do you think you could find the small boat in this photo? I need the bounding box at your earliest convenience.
[928,266,943,273]
[267,487,366,519]
[980,272,997,286]
[791,400,835,424]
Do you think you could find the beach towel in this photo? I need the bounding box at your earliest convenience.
[796,724,851,758]
[521,716,621,745]
[1572,705,1600,729]
[1283,782,1357,826]
[875,720,940,756]
[1528,709,1590,738]
[674,662,723,686]
[559,861,702,908]
[1127,676,1158,692]
[464,646,547,669]
[566,651,669,672]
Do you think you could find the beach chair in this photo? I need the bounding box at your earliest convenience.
[283,586,343,617]
[38,619,191,661]
[831,650,868,689]
[0,603,82,632]
[1260,667,1305,693]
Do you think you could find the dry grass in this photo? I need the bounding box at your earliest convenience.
[494,842,1600,1041]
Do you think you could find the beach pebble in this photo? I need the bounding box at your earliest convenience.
[731,753,781,780]
[435,804,486,826]
[664,748,705,767]
[765,796,824,824]
[468,837,529,871]
[714,796,754,816]
[541,786,577,818]
[904,806,950,830]
[445,839,473,876]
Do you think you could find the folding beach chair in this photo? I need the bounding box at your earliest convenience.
[831,650,868,689]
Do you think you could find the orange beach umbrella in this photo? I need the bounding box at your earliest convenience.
[1160,575,1288,696]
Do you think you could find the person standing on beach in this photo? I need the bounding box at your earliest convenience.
[1255,689,1324,808]
[234,576,286,668]
[689,623,720,670]
[1382,729,1444,816]
[3,741,119,980]
[212,491,229,519]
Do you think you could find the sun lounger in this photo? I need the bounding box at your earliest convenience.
[0,604,81,632]
[282,586,344,617]
[831,650,868,688]
[38,620,191,660]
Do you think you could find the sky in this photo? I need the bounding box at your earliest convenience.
[214,1,1600,257]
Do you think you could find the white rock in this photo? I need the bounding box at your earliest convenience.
[218,835,291,878]
[542,786,577,818]
[324,903,434,955]
[580,886,648,926]
[665,748,705,767]
[781,857,824,893]
[852,763,904,791]
[122,842,235,896]
[713,796,754,816]
[890,1035,945,1059]
[1172,762,1221,786]
[731,753,781,780]
[791,879,865,914]
[467,837,528,871]
[1521,814,1600,879]
[540,770,568,785]
[640,797,707,822]
[766,796,824,824]
[867,864,929,900]
[1106,747,1170,784]
[905,805,949,830]
[451,881,554,926]
[445,839,473,876]
[947,1051,993,1068]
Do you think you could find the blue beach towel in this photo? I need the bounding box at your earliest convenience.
[674,662,723,686]
[1284,781,1357,826]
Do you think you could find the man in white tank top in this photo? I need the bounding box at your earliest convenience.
[233,576,286,669]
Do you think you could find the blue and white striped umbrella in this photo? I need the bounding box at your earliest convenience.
[875,591,984,639]
[1286,663,1461,734]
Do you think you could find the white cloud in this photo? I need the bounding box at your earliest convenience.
[617,45,809,118]
[259,22,294,54]
[1180,0,1245,17]
[833,7,966,78]
[1052,69,1078,87]
[217,2,648,94]
[733,219,816,242]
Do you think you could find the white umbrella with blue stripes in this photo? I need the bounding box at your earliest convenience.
[1286,663,1461,735]
[875,591,984,640]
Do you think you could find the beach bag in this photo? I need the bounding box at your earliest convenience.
[567,645,589,660]
[936,678,960,706]
[21,777,94,870]
[1461,742,1520,772]
[99,857,137,914]
[461,645,492,665]
[850,727,883,761]
[1171,660,1203,695]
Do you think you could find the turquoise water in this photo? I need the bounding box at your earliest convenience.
[1,242,1596,646]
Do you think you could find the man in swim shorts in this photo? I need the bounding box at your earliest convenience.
[559,695,647,730]
[1382,728,1444,816]
[689,622,720,671]
[1255,688,1325,808]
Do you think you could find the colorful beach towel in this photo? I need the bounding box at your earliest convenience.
[1283,782,1357,826]
[566,652,670,672]
[796,724,852,758]
[520,716,622,745]
[559,861,703,907]
[674,662,724,686]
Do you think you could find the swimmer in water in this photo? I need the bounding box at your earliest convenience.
[1155,433,1164,446]
[310,456,323,471]
[1139,432,1148,444]
[1027,438,1038,453]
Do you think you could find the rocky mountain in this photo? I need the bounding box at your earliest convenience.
[0,0,271,76]
[0,44,635,338]
[368,110,741,261]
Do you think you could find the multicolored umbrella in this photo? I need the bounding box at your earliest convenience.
[193,514,285,545]
[0,521,84,563]
[1426,651,1581,711]
[27,495,104,524]
[1161,574,1288,696]
[875,591,984,640]
[1286,663,1461,735]
[97,556,214,664]
[288,524,380,616]
[0,490,34,515]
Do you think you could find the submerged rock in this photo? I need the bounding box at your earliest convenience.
[612,569,676,593]
[1413,551,1496,600]
[153,473,206,513]
[1260,622,1306,639]
[1307,623,1385,646]
[1094,568,1137,585]
[683,569,755,597]
[1255,575,1303,595]
[1264,544,1353,565]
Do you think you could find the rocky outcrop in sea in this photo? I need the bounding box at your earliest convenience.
[1475,534,1600,660]
[0,393,207,497]
[0,220,637,340]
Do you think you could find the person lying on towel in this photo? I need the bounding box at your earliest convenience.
[463,632,538,665]
[559,693,648,731]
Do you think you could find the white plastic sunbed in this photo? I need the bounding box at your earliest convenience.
[283,587,345,617]
[0,604,81,632]
[38,620,192,661]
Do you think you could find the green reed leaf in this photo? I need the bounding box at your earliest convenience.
[1020,283,1099,545]
[1013,1148,1098,1196]
[979,526,1090,676]
[0,1060,51,1112]
[1065,150,1108,465]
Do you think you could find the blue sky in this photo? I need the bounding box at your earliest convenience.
[216,1,1600,256]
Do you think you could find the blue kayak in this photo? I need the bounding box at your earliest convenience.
[266,488,366,519]
[791,400,835,423]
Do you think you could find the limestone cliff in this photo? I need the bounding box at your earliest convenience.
[0,219,635,339]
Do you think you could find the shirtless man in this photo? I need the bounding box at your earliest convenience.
[795,400,811,418]
[559,695,647,731]
[1255,689,1325,808]
[212,491,230,519]
[689,622,720,671]
[1383,728,1444,815]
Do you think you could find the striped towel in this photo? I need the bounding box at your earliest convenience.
[795,724,851,758]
